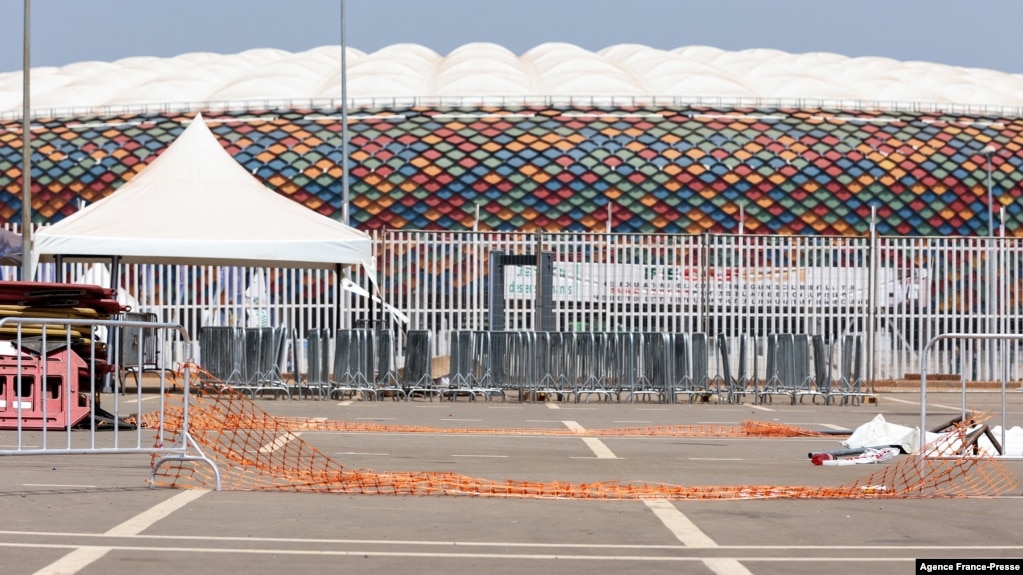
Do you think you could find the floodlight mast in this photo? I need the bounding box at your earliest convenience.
[21,0,31,281]
[980,144,998,383]
[341,0,350,226]
[981,145,996,236]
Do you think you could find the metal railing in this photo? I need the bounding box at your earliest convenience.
[5,95,1023,122]
[4,229,1021,388]
[0,316,221,489]
[919,333,1023,460]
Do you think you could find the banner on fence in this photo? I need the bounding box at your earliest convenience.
[505,263,929,308]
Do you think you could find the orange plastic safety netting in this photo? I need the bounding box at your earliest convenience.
[147,380,1019,500]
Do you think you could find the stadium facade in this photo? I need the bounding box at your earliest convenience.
[0,43,1021,236]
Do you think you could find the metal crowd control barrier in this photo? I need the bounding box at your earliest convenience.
[835,334,874,404]
[197,326,292,399]
[303,328,408,401]
[668,332,690,402]
[919,333,1021,460]
[0,316,221,490]
[572,332,616,403]
[301,328,333,399]
[402,330,439,399]
[438,329,859,406]
[723,333,758,404]
[375,329,406,399]
[115,311,176,393]
[441,330,691,404]
[811,334,835,403]
[329,329,368,400]
[792,334,825,404]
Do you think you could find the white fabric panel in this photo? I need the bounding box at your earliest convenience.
[4,43,1022,112]
[32,114,374,273]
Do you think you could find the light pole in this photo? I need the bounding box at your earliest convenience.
[340,0,349,226]
[981,145,996,236]
[20,0,31,281]
[980,144,997,381]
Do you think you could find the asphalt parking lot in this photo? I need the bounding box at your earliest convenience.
[1,389,1021,575]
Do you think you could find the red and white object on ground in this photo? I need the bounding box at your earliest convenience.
[0,342,92,430]
[820,446,901,466]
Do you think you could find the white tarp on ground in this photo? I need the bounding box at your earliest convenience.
[842,414,1023,456]
[843,414,925,454]
[977,426,1023,457]
[31,113,374,276]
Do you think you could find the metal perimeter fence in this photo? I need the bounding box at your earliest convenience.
[3,227,1021,388]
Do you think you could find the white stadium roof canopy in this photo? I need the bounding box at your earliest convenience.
[1,43,1022,116]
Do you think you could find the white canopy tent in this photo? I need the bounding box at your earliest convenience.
[31,113,374,276]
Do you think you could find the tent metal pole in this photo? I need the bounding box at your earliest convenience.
[335,263,342,333]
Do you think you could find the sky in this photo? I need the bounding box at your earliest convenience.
[1,0,1022,75]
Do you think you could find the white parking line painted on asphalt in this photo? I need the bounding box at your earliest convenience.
[113,396,161,405]
[0,542,923,563]
[105,490,210,537]
[747,404,774,412]
[23,480,96,484]
[32,547,112,575]
[562,421,618,459]
[703,557,757,575]
[6,530,1023,551]
[259,432,301,453]
[451,454,508,458]
[31,490,210,575]
[643,499,717,546]
[885,396,961,411]
[561,421,586,432]
[581,438,618,458]
[643,499,754,575]
[546,403,561,410]
[336,400,354,406]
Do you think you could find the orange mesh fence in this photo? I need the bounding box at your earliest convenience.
[141,405,831,439]
[147,376,1019,500]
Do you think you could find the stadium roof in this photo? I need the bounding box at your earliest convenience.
[1,43,1022,116]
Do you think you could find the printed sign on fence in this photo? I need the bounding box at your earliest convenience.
[505,263,929,308]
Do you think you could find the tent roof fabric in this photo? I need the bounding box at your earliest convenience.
[2,43,1022,115]
[31,114,373,271]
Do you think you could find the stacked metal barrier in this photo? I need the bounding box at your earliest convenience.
[300,328,333,399]
[286,327,865,406]
[293,328,409,401]
[402,330,439,399]
[431,329,863,406]
[197,326,292,399]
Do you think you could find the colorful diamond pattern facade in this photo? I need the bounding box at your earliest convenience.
[1,105,1021,236]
